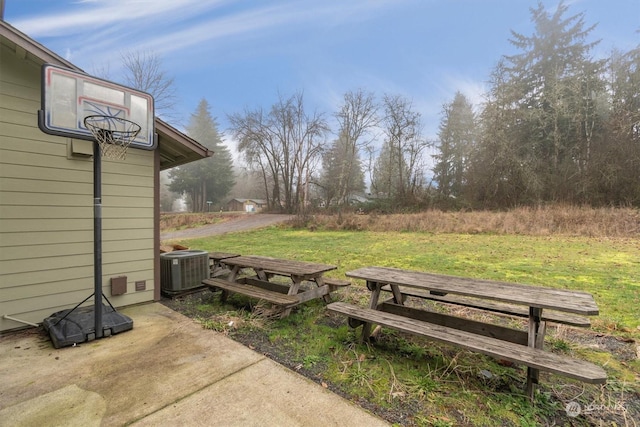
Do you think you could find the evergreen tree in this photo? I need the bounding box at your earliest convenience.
[433,92,476,200]
[504,0,603,202]
[169,99,235,212]
[159,170,180,212]
[467,61,530,207]
[470,1,605,207]
[590,45,640,204]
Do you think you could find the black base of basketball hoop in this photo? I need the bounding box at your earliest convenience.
[43,302,133,349]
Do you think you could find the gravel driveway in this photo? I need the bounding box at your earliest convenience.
[160,214,293,241]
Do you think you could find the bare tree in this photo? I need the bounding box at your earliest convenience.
[329,89,379,205]
[228,92,328,213]
[120,50,178,119]
[590,46,640,205]
[318,134,366,207]
[376,94,429,203]
[229,107,282,210]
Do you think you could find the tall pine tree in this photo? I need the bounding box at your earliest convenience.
[470,1,604,207]
[504,0,602,202]
[169,99,235,212]
[434,92,476,201]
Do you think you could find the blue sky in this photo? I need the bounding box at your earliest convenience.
[4,0,639,146]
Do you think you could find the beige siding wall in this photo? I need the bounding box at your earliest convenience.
[0,44,156,331]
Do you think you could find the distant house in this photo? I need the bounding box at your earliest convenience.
[0,20,212,331]
[227,198,267,213]
[348,194,369,205]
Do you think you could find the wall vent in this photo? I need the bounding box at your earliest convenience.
[160,250,209,295]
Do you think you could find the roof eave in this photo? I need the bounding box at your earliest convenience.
[156,118,214,170]
[0,20,79,70]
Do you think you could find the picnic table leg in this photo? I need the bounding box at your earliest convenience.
[279,275,304,318]
[227,266,240,282]
[314,277,333,304]
[219,266,242,303]
[209,257,216,277]
[526,307,546,399]
[210,257,227,277]
[255,269,269,281]
[390,284,404,304]
[361,281,382,342]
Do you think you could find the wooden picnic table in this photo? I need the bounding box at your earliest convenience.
[328,266,606,399]
[203,255,345,317]
[208,252,240,277]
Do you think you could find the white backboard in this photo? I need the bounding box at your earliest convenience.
[39,64,156,150]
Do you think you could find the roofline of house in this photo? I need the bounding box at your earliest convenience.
[0,19,78,70]
[156,118,213,160]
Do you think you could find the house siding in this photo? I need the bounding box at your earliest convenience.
[0,42,156,331]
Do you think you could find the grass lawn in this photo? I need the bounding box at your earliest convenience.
[176,228,639,330]
[166,227,639,426]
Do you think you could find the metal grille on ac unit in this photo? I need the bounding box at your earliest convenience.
[160,250,209,295]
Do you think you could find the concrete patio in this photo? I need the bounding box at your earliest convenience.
[0,303,389,426]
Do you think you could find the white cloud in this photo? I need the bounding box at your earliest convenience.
[12,0,224,37]
[13,0,411,71]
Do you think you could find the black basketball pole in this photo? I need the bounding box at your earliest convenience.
[93,140,103,339]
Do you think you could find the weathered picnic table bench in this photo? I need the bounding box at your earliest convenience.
[202,255,349,317]
[328,266,607,399]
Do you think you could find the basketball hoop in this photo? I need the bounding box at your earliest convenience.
[84,115,141,160]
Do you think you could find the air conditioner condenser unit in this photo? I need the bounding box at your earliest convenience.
[160,250,209,295]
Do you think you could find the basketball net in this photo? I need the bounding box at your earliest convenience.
[84,115,141,160]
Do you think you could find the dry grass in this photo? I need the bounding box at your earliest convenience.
[160,212,242,231]
[298,205,639,238]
